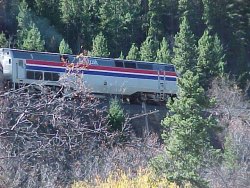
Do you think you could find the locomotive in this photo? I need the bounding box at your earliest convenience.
[0,48,178,101]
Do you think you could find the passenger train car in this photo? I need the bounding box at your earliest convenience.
[0,48,178,101]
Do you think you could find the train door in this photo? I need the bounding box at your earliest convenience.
[157,65,166,100]
[15,59,26,80]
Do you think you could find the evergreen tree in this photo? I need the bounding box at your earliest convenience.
[156,37,172,63]
[197,30,225,88]
[59,39,72,54]
[99,0,142,56]
[22,23,45,51]
[225,0,250,82]
[33,0,60,26]
[17,0,62,52]
[119,51,124,59]
[202,0,215,31]
[178,0,204,35]
[126,43,140,60]
[108,99,125,131]
[60,0,92,52]
[147,0,164,40]
[91,32,110,57]
[17,0,32,30]
[161,70,218,187]
[172,16,197,74]
[16,0,33,48]
[0,32,8,48]
[140,36,158,62]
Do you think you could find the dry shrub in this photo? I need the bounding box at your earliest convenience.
[0,75,164,187]
[206,77,250,188]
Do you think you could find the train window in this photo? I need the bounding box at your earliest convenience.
[52,73,60,81]
[124,61,136,69]
[137,63,153,70]
[9,59,11,64]
[44,72,60,81]
[34,71,43,80]
[27,71,35,79]
[115,60,124,67]
[94,58,115,67]
[44,72,52,81]
[165,65,175,72]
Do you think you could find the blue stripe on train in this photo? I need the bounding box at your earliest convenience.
[26,65,177,81]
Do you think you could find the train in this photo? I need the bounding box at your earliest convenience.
[0,48,178,101]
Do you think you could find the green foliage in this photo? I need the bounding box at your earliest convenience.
[172,16,197,74]
[140,36,158,62]
[16,0,62,52]
[22,23,45,51]
[223,134,238,170]
[197,30,225,88]
[91,32,110,57]
[156,37,172,63]
[16,0,32,48]
[35,17,63,52]
[60,0,92,52]
[0,32,8,48]
[118,51,124,59]
[147,0,165,40]
[178,0,204,35]
[2,0,250,86]
[202,0,215,30]
[126,43,140,60]
[17,0,32,29]
[59,39,72,54]
[33,0,61,25]
[161,70,218,187]
[99,0,142,56]
[108,99,125,131]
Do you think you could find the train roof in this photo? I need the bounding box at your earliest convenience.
[0,48,175,68]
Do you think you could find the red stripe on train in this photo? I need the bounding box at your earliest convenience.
[26,60,177,77]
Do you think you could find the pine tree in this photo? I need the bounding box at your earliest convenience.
[17,0,62,52]
[108,99,125,131]
[197,30,225,88]
[140,36,158,62]
[17,0,32,29]
[60,0,92,52]
[16,0,33,48]
[22,23,45,51]
[0,32,8,48]
[172,16,197,74]
[59,39,72,54]
[202,0,215,30]
[156,37,172,63]
[99,0,142,56]
[91,32,110,57]
[161,70,218,187]
[225,0,250,82]
[126,43,140,60]
[119,51,124,59]
[213,34,225,75]
[147,0,164,40]
[178,0,204,35]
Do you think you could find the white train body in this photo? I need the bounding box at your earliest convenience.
[0,48,178,100]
